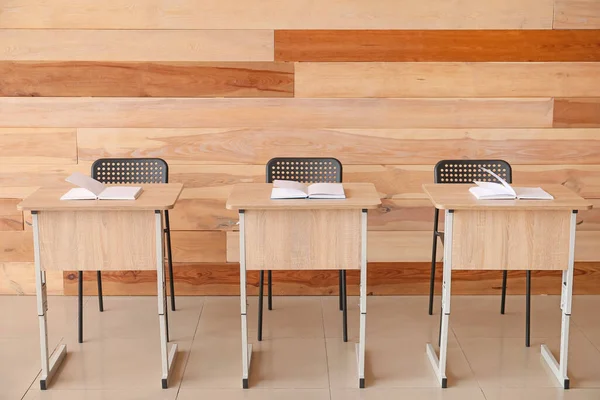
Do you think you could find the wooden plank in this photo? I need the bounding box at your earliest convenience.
[0,128,77,165]
[554,0,600,29]
[275,30,600,62]
[0,98,554,128]
[0,62,293,98]
[296,62,600,98]
[171,231,226,263]
[0,199,22,231]
[227,230,600,263]
[0,30,274,62]
[0,0,554,29]
[0,262,62,295]
[0,163,89,199]
[77,128,600,165]
[0,231,33,262]
[61,262,600,296]
[554,98,600,127]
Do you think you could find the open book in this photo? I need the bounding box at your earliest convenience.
[270,180,346,199]
[60,172,143,201]
[469,168,554,200]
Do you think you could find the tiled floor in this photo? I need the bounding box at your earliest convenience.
[2,295,600,399]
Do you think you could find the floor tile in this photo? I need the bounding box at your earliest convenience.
[331,387,486,400]
[177,388,330,400]
[326,334,477,389]
[22,388,178,400]
[481,387,600,400]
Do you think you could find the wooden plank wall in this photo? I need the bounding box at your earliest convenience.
[1,0,600,296]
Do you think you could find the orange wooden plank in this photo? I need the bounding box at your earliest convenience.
[0,62,293,98]
[554,98,600,127]
[275,30,600,62]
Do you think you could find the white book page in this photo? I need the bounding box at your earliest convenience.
[514,187,554,200]
[60,187,98,200]
[98,186,143,200]
[271,180,309,199]
[307,183,345,197]
[469,187,515,200]
[65,172,105,196]
[477,167,516,196]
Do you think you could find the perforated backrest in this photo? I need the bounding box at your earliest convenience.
[266,158,343,183]
[434,160,512,184]
[91,158,169,184]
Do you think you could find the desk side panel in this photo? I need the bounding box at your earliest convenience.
[37,210,157,271]
[244,209,361,270]
[451,210,571,270]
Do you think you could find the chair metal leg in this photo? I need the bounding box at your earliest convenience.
[429,209,440,316]
[267,270,273,310]
[78,271,83,344]
[258,270,264,341]
[338,271,343,311]
[526,271,531,347]
[165,211,176,312]
[342,270,348,342]
[97,271,104,312]
[500,270,507,315]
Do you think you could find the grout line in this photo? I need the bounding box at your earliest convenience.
[174,296,205,399]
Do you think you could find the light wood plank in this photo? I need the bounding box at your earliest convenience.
[0,128,77,165]
[227,230,600,263]
[60,262,600,296]
[0,0,554,29]
[171,231,226,263]
[276,30,600,62]
[0,231,33,262]
[296,62,600,98]
[0,163,89,199]
[0,98,554,128]
[0,199,22,231]
[0,62,294,98]
[0,30,273,61]
[37,210,157,271]
[554,0,600,29]
[0,262,62,295]
[554,98,600,128]
[77,128,600,165]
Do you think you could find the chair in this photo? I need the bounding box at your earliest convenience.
[258,157,347,341]
[77,158,175,344]
[429,160,532,347]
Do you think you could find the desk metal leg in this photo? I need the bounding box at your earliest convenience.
[354,210,368,388]
[541,210,576,389]
[155,211,177,389]
[427,209,453,389]
[239,210,253,388]
[32,212,67,390]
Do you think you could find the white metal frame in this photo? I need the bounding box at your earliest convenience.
[32,211,67,390]
[354,210,368,388]
[426,209,452,388]
[239,210,253,389]
[155,211,178,389]
[541,210,577,389]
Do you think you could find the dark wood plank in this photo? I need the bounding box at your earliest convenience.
[275,30,600,62]
[554,98,600,128]
[63,262,600,296]
[0,62,294,97]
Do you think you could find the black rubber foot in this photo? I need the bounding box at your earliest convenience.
[441,378,448,388]
[359,378,365,389]
[40,380,47,390]
[243,378,249,389]
[162,378,168,389]
[564,379,570,389]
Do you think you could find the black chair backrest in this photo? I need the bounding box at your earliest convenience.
[434,160,512,184]
[266,157,343,183]
[91,158,169,184]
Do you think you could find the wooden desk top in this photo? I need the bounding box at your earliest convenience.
[18,183,183,211]
[423,184,592,211]
[226,183,381,210]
